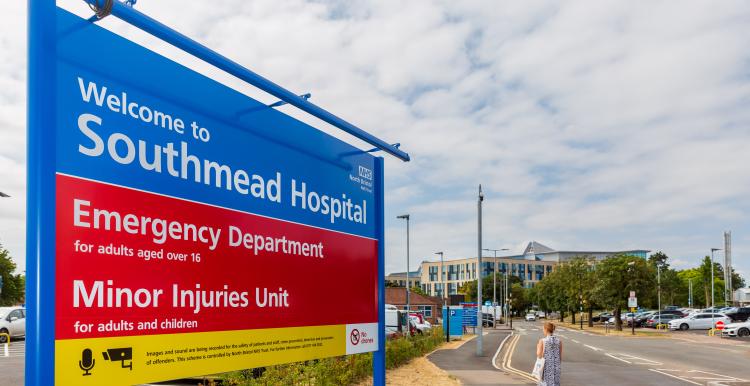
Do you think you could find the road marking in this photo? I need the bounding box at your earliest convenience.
[584,344,601,351]
[571,339,580,344]
[499,334,537,383]
[491,332,514,371]
[605,353,631,364]
[649,369,702,385]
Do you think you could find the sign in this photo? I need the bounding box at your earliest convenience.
[442,307,464,338]
[460,302,478,326]
[628,297,638,308]
[629,291,636,297]
[37,8,382,385]
[715,320,725,330]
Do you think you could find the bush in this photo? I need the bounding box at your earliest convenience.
[221,327,445,386]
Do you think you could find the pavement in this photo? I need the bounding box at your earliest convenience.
[507,320,750,386]
[0,339,24,385]
[428,328,532,385]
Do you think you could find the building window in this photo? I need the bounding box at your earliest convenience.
[429,266,438,281]
[448,264,458,280]
[448,283,457,295]
[472,263,477,279]
[416,305,433,317]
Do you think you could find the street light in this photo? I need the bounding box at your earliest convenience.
[477,184,484,356]
[435,252,445,306]
[397,214,410,315]
[627,261,635,335]
[483,247,509,329]
[711,248,721,333]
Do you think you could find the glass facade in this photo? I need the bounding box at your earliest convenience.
[429,266,438,281]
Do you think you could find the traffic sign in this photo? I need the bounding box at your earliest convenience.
[628,297,638,308]
[629,291,636,297]
[29,6,390,385]
[716,320,725,330]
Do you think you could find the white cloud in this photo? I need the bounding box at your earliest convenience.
[1,0,749,283]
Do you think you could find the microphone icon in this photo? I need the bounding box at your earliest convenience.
[79,348,95,376]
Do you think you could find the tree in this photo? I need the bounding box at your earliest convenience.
[591,254,655,331]
[459,273,522,303]
[409,285,428,296]
[509,283,530,314]
[0,245,24,306]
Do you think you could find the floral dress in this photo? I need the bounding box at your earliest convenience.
[540,335,561,386]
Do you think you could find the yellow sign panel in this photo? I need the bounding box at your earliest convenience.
[56,325,345,386]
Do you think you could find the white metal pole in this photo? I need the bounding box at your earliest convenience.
[657,264,661,325]
[406,216,410,314]
[477,184,483,356]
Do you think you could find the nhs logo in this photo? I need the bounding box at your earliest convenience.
[358,165,373,181]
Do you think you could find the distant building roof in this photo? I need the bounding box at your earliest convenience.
[386,271,421,278]
[523,241,555,255]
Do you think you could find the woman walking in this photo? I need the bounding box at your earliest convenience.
[536,321,562,386]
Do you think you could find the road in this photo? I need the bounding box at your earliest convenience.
[0,339,24,385]
[501,320,750,386]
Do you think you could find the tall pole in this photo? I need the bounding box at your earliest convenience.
[477,185,484,356]
[435,252,445,306]
[397,215,410,315]
[688,279,692,308]
[711,248,721,332]
[628,261,635,335]
[505,267,509,326]
[657,264,661,325]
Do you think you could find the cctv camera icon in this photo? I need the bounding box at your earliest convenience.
[102,347,133,370]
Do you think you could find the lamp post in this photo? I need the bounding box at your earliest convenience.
[483,248,509,329]
[476,185,484,356]
[657,262,661,326]
[397,214,410,315]
[435,252,445,306]
[711,248,721,332]
[688,279,693,308]
[627,261,635,335]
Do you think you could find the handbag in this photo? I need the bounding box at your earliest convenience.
[531,338,545,381]
[531,356,545,381]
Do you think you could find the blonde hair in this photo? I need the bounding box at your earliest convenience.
[543,322,556,334]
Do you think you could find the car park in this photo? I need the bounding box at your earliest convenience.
[668,313,732,331]
[525,313,536,321]
[720,320,750,337]
[0,307,25,343]
[644,314,681,328]
[631,311,656,327]
[592,312,612,322]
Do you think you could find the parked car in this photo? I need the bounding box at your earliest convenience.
[482,313,495,327]
[720,321,750,337]
[537,311,546,319]
[725,307,750,322]
[644,314,682,328]
[525,313,536,321]
[631,311,656,327]
[668,313,732,331]
[409,315,432,334]
[0,307,25,343]
[592,312,613,322]
[664,305,681,311]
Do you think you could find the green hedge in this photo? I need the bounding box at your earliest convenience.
[220,327,445,386]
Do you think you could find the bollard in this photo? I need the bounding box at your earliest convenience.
[0,334,9,357]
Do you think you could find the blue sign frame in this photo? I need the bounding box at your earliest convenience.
[27,1,406,385]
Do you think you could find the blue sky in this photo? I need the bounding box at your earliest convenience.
[1,1,749,280]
